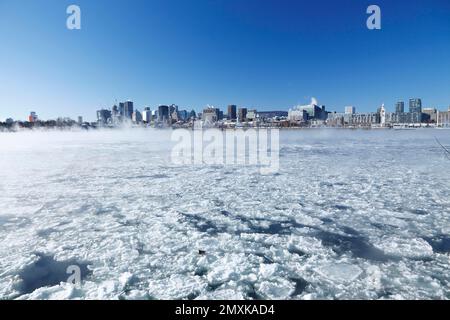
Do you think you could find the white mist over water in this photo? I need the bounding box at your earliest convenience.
[0,129,450,299]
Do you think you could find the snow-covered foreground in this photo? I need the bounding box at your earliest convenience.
[1,129,450,300]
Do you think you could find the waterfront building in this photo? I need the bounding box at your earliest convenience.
[246,109,257,121]
[171,110,179,122]
[288,101,327,122]
[28,112,38,123]
[379,104,386,126]
[422,108,437,123]
[350,112,380,126]
[437,108,450,127]
[288,109,308,122]
[132,110,143,123]
[142,107,152,123]
[169,105,179,122]
[202,107,220,124]
[227,105,237,120]
[97,109,112,125]
[178,110,188,121]
[345,106,356,115]
[238,108,248,122]
[124,101,134,119]
[408,98,423,123]
[119,102,125,116]
[257,111,288,120]
[326,112,346,127]
[157,105,170,123]
[395,101,405,114]
[409,98,422,114]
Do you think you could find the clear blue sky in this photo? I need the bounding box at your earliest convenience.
[1,0,449,121]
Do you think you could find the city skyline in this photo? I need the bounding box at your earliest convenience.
[3,96,450,123]
[1,0,450,121]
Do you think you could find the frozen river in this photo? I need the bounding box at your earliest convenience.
[1,129,450,300]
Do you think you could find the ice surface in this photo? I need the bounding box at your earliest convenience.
[1,129,450,300]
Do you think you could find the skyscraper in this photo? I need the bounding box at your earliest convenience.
[28,112,38,123]
[227,105,237,120]
[124,101,134,119]
[409,98,422,114]
[408,98,423,123]
[119,102,125,116]
[112,105,119,116]
[132,110,143,123]
[142,107,152,123]
[158,105,170,122]
[395,101,405,114]
[97,109,112,125]
[238,108,247,122]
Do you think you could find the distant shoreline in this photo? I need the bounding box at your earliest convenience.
[1,125,448,133]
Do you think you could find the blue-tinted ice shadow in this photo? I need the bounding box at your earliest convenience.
[17,253,91,295]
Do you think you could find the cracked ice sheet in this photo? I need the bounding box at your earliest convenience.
[1,129,450,300]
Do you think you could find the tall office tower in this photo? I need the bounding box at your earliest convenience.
[227,105,237,120]
[395,101,405,114]
[119,102,125,116]
[112,105,119,116]
[142,107,152,123]
[238,107,247,122]
[124,101,134,119]
[345,106,356,115]
[97,109,112,124]
[409,98,422,114]
[132,110,143,123]
[28,112,38,123]
[169,104,178,115]
[178,110,188,121]
[158,105,170,122]
[78,116,83,124]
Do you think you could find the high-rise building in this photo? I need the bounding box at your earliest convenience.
[238,108,247,122]
[395,101,405,114]
[97,109,112,124]
[345,106,356,115]
[158,105,170,122]
[112,105,119,116]
[28,112,38,123]
[178,110,188,121]
[169,104,178,115]
[408,98,423,123]
[142,107,152,123]
[409,98,422,114]
[119,102,125,116]
[227,105,237,120]
[379,104,386,126]
[132,110,143,123]
[124,101,134,119]
[78,116,83,125]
